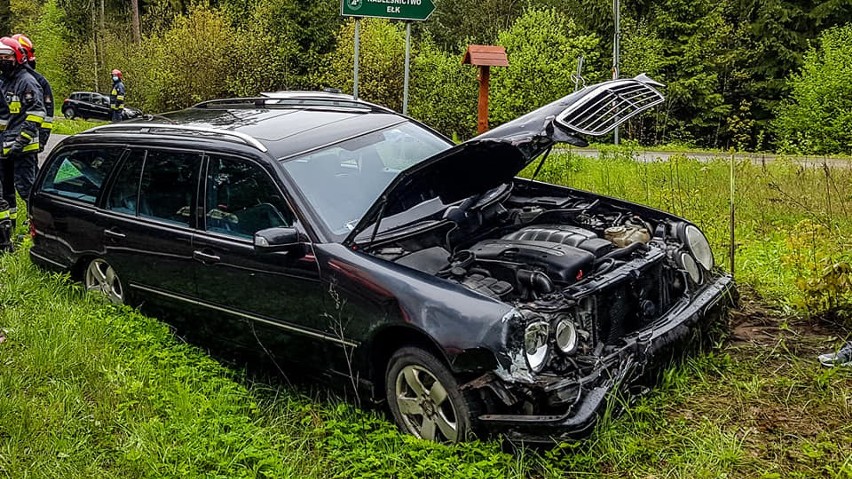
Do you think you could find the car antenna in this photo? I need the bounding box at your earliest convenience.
[529,145,554,182]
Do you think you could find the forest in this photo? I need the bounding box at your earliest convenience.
[0,0,851,153]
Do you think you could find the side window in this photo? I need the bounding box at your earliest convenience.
[205,156,294,239]
[40,148,123,203]
[105,149,200,226]
[139,151,201,226]
[106,149,145,215]
[80,93,92,103]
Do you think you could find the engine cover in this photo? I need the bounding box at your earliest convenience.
[503,225,615,257]
[469,239,595,284]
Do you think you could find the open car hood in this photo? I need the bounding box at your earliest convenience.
[345,75,664,245]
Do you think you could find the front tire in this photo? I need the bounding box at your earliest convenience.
[84,258,124,304]
[385,347,479,442]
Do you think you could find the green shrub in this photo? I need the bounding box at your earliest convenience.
[490,8,602,126]
[410,39,477,138]
[774,24,852,155]
[321,18,407,112]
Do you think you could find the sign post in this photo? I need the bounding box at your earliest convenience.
[353,18,361,99]
[403,22,411,114]
[342,0,435,112]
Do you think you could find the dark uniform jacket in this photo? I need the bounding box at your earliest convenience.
[110,80,126,112]
[25,65,53,149]
[0,67,46,155]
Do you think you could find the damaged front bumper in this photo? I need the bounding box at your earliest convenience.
[473,274,735,442]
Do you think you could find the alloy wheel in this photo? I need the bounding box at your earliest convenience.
[394,364,459,442]
[85,258,124,304]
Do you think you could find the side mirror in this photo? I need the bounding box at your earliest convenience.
[253,227,306,255]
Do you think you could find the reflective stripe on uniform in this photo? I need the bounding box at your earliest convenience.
[21,131,32,140]
[116,95,125,100]
[8,101,20,114]
[8,208,16,219]
[25,114,44,124]
[2,142,40,154]
[0,211,9,220]
[43,122,54,130]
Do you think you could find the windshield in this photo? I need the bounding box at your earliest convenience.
[280,121,452,240]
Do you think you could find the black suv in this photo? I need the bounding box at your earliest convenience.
[30,81,735,443]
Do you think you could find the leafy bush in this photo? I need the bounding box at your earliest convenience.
[321,18,407,112]
[410,39,477,138]
[774,24,852,155]
[489,8,602,126]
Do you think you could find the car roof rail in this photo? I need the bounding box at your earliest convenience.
[80,123,268,152]
[191,94,396,114]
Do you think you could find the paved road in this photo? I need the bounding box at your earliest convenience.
[564,147,850,168]
[42,134,850,168]
[38,134,69,166]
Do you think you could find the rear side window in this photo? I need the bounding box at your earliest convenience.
[106,149,201,226]
[40,148,123,203]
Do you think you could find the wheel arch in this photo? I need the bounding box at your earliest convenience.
[365,325,497,401]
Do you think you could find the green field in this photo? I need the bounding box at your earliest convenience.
[1,151,850,478]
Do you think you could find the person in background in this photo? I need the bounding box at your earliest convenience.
[12,34,53,152]
[109,69,125,122]
[0,36,45,231]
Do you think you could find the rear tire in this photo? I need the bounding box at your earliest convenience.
[63,107,76,119]
[84,258,124,304]
[385,347,480,442]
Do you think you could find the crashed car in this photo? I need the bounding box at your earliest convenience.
[29,76,735,443]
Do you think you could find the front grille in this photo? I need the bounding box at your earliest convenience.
[556,80,664,136]
[594,261,669,345]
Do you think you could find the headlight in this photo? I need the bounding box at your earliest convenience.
[677,252,701,283]
[683,224,714,271]
[524,321,549,372]
[554,317,579,354]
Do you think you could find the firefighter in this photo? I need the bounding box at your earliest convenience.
[13,34,53,152]
[109,69,125,122]
[0,36,45,231]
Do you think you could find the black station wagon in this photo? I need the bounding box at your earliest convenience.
[30,78,736,443]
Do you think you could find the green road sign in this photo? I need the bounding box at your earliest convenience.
[341,0,435,21]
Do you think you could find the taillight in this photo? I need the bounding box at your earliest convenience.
[29,220,36,239]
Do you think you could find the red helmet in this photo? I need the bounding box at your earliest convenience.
[112,69,123,79]
[12,34,35,62]
[0,37,25,65]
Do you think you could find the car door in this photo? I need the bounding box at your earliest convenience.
[78,93,96,118]
[100,147,201,305]
[191,154,335,367]
[93,94,111,120]
[30,146,125,267]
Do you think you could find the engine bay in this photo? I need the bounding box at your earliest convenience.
[369,181,689,303]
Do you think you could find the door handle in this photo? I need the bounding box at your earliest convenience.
[193,249,221,264]
[104,228,126,239]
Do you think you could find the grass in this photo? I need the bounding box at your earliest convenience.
[51,117,105,136]
[2,150,852,477]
